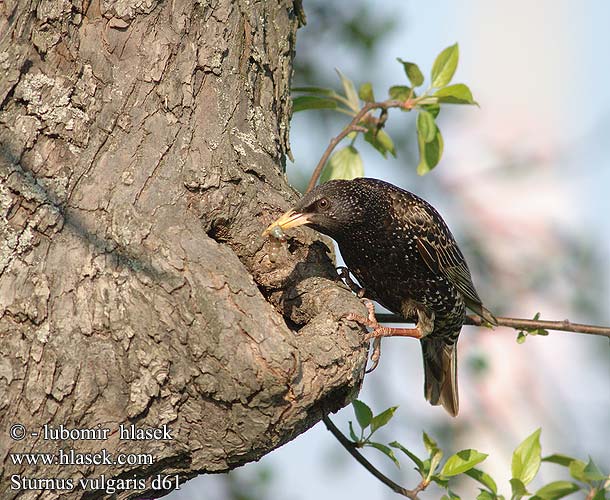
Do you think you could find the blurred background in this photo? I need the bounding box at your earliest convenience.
[171,0,610,498]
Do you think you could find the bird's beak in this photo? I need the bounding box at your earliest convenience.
[262,209,311,237]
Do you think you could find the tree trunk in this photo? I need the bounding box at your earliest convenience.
[0,0,367,497]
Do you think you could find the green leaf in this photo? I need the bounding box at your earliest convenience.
[370,406,398,433]
[351,399,373,429]
[441,449,488,477]
[530,328,550,336]
[422,103,441,118]
[423,432,439,454]
[336,69,360,112]
[390,441,425,473]
[431,43,459,88]
[367,442,400,468]
[429,449,444,480]
[510,478,529,499]
[320,146,364,184]
[417,110,436,143]
[441,490,461,500]
[431,475,450,488]
[476,491,497,500]
[421,432,443,480]
[542,454,578,467]
[292,86,336,96]
[582,457,607,482]
[358,82,375,102]
[397,58,424,87]
[532,481,580,500]
[568,459,588,482]
[364,129,396,158]
[292,95,338,112]
[348,421,359,442]
[417,125,443,175]
[512,428,542,486]
[465,468,498,494]
[434,83,477,105]
[516,331,527,344]
[389,85,411,102]
[422,458,431,475]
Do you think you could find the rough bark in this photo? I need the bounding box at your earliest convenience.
[0,0,367,497]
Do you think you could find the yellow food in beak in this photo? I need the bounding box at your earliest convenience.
[262,209,312,237]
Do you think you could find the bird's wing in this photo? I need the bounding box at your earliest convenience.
[390,192,483,306]
[386,185,498,325]
[420,235,498,325]
[416,234,483,305]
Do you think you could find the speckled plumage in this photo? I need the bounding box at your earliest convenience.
[291,177,496,416]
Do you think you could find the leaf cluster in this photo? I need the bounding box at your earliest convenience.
[293,44,477,181]
[349,401,609,499]
[516,313,551,344]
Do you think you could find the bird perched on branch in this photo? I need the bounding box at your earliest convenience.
[264,177,496,416]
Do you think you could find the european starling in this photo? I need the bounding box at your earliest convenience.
[265,178,496,417]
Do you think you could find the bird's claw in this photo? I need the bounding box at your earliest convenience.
[345,299,377,328]
[336,266,366,298]
[365,338,381,373]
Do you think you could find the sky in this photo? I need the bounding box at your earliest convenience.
[170,1,610,498]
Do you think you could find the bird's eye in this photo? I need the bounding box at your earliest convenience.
[317,198,330,210]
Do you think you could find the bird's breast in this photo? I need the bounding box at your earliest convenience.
[337,227,464,325]
[338,231,425,310]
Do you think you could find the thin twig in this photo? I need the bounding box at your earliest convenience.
[375,313,610,339]
[306,99,408,193]
[322,415,427,499]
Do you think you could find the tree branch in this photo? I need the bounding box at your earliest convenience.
[322,415,427,500]
[375,313,610,339]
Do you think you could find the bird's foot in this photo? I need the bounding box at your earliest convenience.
[344,299,423,373]
[346,300,423,340]
[336,266,366,298]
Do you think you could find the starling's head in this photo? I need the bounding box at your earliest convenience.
[263,179,378,240]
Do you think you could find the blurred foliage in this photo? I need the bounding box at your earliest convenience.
[293,3,397,87]
[222,466,273,500]
[288,0,404,193]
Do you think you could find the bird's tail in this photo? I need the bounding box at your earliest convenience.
[421,338,459,417]
[465,298,498,326]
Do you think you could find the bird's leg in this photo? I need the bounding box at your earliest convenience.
[344,300,423,373]
[336,266,366,298]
